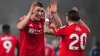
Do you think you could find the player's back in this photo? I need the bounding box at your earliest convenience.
[0,34,19,56]
[59,24,89,56]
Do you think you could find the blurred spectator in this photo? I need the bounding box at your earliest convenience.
[0,24,19,56]
[45,37,56,56]
[89,40,100,56]
[51,39,60,56]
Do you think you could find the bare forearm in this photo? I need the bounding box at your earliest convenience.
[53,12,62,28]
[45,29,54,35]
[17,13,31,29]
[79,19,90,31]
[44,24,54,34]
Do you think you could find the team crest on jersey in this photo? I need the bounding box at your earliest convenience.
[29,24,33,27]
[28,28,42,34]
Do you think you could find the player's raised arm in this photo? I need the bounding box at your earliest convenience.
[44,7,52,20]
[17,2,37,29]
[78,19,90,32]
[72,7,90,32]
[44,7,53,33]
[44,0,62,34]
[44,6,56,34]
[50,0,62,28]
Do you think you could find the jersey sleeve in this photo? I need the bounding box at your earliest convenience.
[87,29,90,35]
[18,15,25,23]
[84,27,90,35]
[18,15,28,30]
[53,26,66,36]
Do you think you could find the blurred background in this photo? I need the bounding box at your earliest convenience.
[0,0,100,56]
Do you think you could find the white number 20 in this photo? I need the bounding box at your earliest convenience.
[3,40,12,53]
[69,33,87,50]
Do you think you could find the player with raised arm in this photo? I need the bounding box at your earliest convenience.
[44,0,62,34]
[46,4,90,56]
[0,24,19,56]
[17,1,62,56]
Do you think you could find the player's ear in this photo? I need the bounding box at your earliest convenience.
[66,16,70,21]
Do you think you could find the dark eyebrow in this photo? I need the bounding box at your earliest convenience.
[37,9,44,12]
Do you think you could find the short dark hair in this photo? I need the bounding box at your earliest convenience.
[67,10,80,21]
[2,24,10,33]
[37,2,44,7]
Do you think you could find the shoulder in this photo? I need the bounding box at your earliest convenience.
[57,25,67,31]
[54,25,67,32]
[81,25,90,34]
[19,15,26,21]
[10,35,18,40]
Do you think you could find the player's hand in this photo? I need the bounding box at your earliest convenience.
[72,7,78,12]
[45,7,52,19]
[50,0,57,13]
[29,1,38,14]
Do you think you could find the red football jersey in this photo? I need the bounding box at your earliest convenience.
[53,24,90,56]
[19,17,51,56]
[45,44,55,56]
[0,34,19,56]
